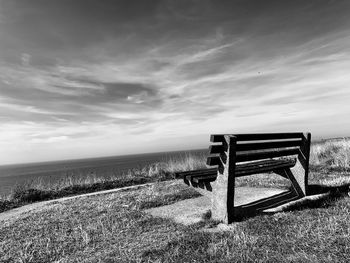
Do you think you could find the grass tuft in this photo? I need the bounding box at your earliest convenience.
[310,138,350,170]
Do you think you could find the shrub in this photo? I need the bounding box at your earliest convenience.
[12,188,53,203]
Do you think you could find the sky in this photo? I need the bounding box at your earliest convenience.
[1,0,350,165]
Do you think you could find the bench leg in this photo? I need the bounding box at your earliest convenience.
[290,132,311,196]
[274,167,304,197]
[211,171,235,223]
[211,135,236,224]
[288,162,307,197]
[212,167,304,222]
[274,133,310,197]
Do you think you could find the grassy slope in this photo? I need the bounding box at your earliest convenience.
[0,153,207,213]
[1,138,350,212]
[0,177,349,263]
[1,138,350,262]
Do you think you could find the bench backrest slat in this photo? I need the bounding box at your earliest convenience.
[236,140,302,151]
[236,148,300,162]
[210,132,304,142]
[207,148,299,164]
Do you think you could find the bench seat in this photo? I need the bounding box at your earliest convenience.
[176,158,296,183]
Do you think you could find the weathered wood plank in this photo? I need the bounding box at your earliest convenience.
[236,148,300,162]
[175,168,217,178]
[236,159,295,170]
[209,144,228,154]
[236,160,296,177]
[236,140,302,151]
[211,133,303,142]
[210,134,224,143]
[235,133,304,141]
[210,135,230,149]
[235,159,278,169]
[178,159,296,181]
[192,174,218,183]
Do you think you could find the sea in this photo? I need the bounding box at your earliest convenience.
[0,149,207,196]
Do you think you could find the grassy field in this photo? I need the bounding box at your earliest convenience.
[1,138,350,213]
[0,172,349,262]
[0,153,207,213]
[0,138,349,262]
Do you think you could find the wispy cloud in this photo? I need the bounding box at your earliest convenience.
[1,0,350,164]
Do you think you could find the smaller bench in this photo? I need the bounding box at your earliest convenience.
[176,132,311,223]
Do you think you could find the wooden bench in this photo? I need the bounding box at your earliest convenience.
[176,132,311,223]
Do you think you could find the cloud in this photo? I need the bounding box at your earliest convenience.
[30,136,68,144]
[1,0,350,164]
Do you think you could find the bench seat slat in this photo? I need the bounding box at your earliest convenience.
[175,168,217,178]
[192,174,217,183]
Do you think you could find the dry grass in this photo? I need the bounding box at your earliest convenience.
[2,138,350,213]
[0,153,207,213]
[0,181,200,262]
[310,138,350,169]
[0,139,350,262]
[0,180,349,263]
[9,152,207,195]
[163,151,207,173]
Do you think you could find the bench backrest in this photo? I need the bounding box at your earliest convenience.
[207,132,311,174]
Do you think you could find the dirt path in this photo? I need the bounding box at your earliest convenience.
[0,182,154,224]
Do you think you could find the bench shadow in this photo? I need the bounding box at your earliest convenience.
[307,183,350,195]
[282,183,350,211]
[233,183,350,221]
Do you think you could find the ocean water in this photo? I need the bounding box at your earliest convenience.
[0,149,207,196]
